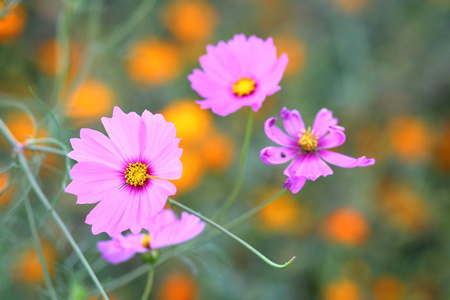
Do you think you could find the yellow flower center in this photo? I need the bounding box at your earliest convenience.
[124,162,150,187]
[232,77,256,97]
[141,235,151,249]
[299,127,318,152]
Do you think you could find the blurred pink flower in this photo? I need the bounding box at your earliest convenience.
[260,107,375,193]
[65,107,183,235]
[97,210,205,264]
[188,34,288,116]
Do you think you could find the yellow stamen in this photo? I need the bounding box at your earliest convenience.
[232,77,256,97]
[141,235,151,249]
[124,162,150,187]
[299,127,318,152]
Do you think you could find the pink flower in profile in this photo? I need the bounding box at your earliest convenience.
[97,209,205,264]
[65,107,183,236]
[260,107,375,193]
[188,34,288,116]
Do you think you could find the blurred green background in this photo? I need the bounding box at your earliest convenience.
[0,0,449,299]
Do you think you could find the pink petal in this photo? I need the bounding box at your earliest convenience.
[101,106,146,162]
[97,239,136,264]
[116,233,148,253]
[65,161,123,204]
[260,146,298,165]
[283,176,306,194]
[188,69,228,99]
[288,152,334,181]
[318,126,346,149]
[68,128,123,168]
[196,97,251,117]
[200,41,240,81]
[279,107,305,138]
[141,111,183,179]
[150,211,205,249]
[247,36,278,77]
[318,150,375,168]
[85,187,133,235]
[283,153,306,177]
[258,53,288,95]
[264,117,297,147]
[312,108,338,138]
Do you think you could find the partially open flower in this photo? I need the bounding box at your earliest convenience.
[97,210,205,264]
[65,107,183,235]
[188,34,288,116]
[260,107,375,193]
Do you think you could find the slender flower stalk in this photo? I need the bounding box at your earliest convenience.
[104,0,157,48]
[169,198,295,269]
[214,109,254,221]
[0,119,110,300]
[225,188,287,230]
[140,265,154,300]
[24,198,58,300]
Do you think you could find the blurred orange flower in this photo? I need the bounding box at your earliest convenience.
[273,35,306,76]
[433,122,450,171]
[322,208,370,246]
[323,278,361,300]
[162,0,218,44]
[161,100,212,145]
[200,130,234,172]
[173,150,205,194]
[13,241,57,284]
[0,168,14,206]
[126,38,182,85]
[387,115,434,163]
[372,275,406,300]
[157,272,198,300]
[378,182,429,233]
[257,189,305,233]
[65,78,115,124]
[1,112,47,145]
[35,39,82,77]
[0,3,26,43]
[332,0,367,13]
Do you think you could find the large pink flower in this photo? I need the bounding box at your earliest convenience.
[97,209,205,264]
[65,107,183,235]
[188,34,288,116]
[260,107,375,193]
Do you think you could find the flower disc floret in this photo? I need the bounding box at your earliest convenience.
[65,106,183,236]
[141,235,151,249]
[232,77,257,97]
[188,34,288,116]
[260,107,375,194]
[299,127,318,152]
[124,162,150,187]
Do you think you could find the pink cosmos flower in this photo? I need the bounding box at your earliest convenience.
[65,107,183,235]
[97,209,205,264]
[188,34,288,116]
[260,107,375,193]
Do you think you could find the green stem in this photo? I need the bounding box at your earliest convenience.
[23,145,68,156]
[140,265,154,300]
[51,1,73,107]
[169,199,295,269]
[86,265,148,297]
[104,0,158,48]
[225,189,287,230]
[0,118,19,147]
[24,198,58,300]
[66,0,102,99]
[0,120,110,300]
[214,109,254,221]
